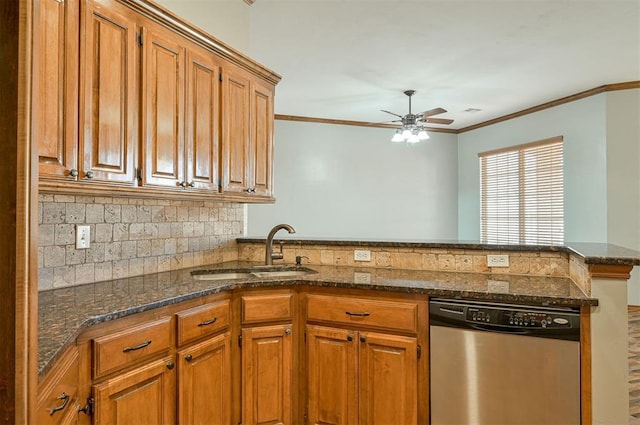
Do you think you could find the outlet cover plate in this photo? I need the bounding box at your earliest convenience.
[487,254,509,267]
[354,250,371,262]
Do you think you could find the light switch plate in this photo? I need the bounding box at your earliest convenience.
[76,225,90,249]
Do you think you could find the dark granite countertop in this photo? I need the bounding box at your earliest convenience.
[38,261,596,377]
[238,238,640,266]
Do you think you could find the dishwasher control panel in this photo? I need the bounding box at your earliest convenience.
[467,306,572,328]
[429,299,581,339]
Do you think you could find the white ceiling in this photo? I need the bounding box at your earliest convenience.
[246,0,640,130]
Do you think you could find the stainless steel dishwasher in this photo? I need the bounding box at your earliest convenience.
[429,298,581,425]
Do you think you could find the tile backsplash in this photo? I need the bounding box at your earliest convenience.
[38,194,244,290]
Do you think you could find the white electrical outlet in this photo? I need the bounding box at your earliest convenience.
[487,254,509,267]
[76,225,90,249]
[354,250,371,262]
[354,272,371,284]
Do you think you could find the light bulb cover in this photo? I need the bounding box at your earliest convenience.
[408,133,420,143]
[391,130,404,142]
[401,129,412,139]
[418,129,429,140]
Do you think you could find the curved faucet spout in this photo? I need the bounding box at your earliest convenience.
[265,224,296,265]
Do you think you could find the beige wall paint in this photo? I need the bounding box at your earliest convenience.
[606,89,640,303]
[154,0,250,52]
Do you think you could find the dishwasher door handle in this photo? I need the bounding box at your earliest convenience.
[469,323,530,335]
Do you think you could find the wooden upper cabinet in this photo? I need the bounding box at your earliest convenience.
[79,0,137,185]
[221,64,275,198]
[140,23,185,188]
[250,79,275,197]
[221,64,251,194]
[34,0,79,181]
[185,43,222,192]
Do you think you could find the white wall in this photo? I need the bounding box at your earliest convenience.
[457,94,608,243]
[606,89,640,303]
[247,121,459,240]
[153,0,250,52]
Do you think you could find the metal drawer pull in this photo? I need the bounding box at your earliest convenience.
[49,392,70,416]
[345,311,370,317]
[122,340,152,352]
[197,317,217,327]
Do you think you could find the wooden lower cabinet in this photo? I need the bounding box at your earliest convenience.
[306,325,358,425]
[92,356,176,425]
[241,324,293,425]
[306,325,418,425]
[177,331,232,424]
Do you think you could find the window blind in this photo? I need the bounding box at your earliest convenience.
[479,136,564,245]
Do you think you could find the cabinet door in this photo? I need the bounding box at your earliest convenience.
[358,332,418,425]
[79,0,137,184]
[306,325,358,425]
[140,24,185,188]
[177,332,231,425]
[249,79,275,197]
[93,356,176,425]
[35,0,79,181]
[184,43,221,192]
[221,64,251,194]
[242,324,293,425]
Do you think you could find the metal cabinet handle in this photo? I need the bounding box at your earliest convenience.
[178,181,186,188]
[68,169,78,177]
[85,170,94,179]
[360,336,367,343]
[346,311,370,317]
[166,361,175,370]
[49,392,70,416]
[122,340,152,352]
[347,335,353,342]
[188,181,195,187]
[197,317,217,327]
[285,328,291,336]
[185,354,193,362]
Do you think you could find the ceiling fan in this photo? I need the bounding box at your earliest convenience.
[381,90,453,143]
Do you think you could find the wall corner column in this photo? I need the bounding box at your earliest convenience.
[588,264,633,424]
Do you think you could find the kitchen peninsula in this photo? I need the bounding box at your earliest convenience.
[37,239,639,424]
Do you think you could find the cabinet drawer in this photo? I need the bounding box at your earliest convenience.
[306,294,418,334]
[242,293,293,324]
[93,317,172,379]
[176,299,230,346]
[37,347,79,425]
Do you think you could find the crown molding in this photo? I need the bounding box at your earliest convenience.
[275,81,640,134]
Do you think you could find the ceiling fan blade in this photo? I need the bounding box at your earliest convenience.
[424,117,454,125]
[380,109,403,118]
[421,107,447,118]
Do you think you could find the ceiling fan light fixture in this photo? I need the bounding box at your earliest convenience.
[382,90,451,144]
[408,133,420,144]
[391,130,404,142]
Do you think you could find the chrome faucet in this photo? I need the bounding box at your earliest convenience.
[265,224,295,265]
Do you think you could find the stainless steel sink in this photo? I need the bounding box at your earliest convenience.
[191,271,254,281]
[191,266,317,281]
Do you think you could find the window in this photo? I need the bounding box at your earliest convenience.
[479,136,564,245]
